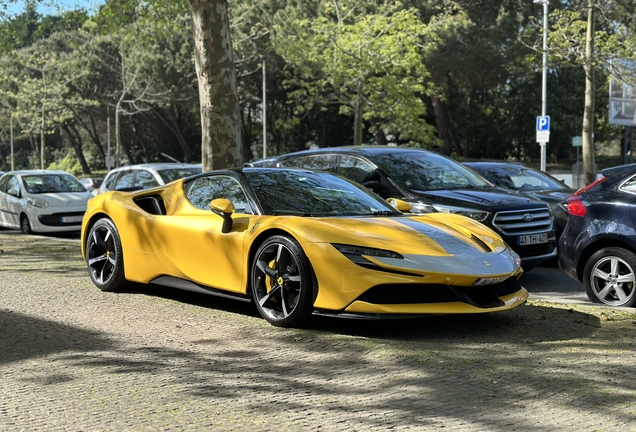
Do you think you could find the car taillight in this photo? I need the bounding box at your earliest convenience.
[566,195,586,217]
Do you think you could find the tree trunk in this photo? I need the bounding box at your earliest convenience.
[431,94,463,157]
[188,0,242,171]
[582,0,596,186]
[61,122,91,175]
[353,82,363,146]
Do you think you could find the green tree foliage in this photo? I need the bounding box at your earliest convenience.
[0,0,635,173]
[272,0,469,148]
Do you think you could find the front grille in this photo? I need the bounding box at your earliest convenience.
[492,208,553,236]
[516,242,554,258]
[357,277,523,308]
[38,212,84,226]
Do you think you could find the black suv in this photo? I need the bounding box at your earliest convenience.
[274,146,556,270]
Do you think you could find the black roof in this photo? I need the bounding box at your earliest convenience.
[275,145,434,160]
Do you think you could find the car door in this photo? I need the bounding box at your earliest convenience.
[0,175,23,228]
[152,174,253,293]
[0,175,11,227]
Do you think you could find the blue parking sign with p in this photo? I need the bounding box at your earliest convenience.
[536,116,550,131]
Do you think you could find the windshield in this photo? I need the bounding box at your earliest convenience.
[158,167,202,183]
[472,165,568,191]
[245,170,401,217]
[22,174,86,194]
[373,151,489,191]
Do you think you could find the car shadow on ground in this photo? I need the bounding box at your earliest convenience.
[116,282,600,345]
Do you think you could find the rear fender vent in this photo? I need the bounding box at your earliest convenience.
[134,195,167,215]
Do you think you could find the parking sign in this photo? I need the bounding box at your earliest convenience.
[536,116,550,131]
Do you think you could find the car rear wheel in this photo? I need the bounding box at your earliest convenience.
[86,218,126,292]
[251,235,315,327]
[584,247,636,307]
[20,215,32,234]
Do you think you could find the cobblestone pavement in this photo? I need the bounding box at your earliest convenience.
[1,232,636,431]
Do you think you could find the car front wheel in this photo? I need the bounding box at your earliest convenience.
[584,247,636,307]
[86,218,126,292]
[20,215,32,234]
[251,235,315,327]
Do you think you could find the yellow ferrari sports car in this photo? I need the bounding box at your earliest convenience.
[81,168,528,327]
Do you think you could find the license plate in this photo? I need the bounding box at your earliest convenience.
[518,233,548,246]
[61,216,83,223]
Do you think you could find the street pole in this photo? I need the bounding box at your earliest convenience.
[535,0,549,172]
[262,58,267,160]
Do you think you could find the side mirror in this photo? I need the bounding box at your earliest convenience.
[7,187,19,198]
[210,198,235,233]
[387,198,412,213]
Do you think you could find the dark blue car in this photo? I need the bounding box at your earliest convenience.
[559,163,636,307]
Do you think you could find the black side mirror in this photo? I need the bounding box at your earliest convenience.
[210,198,235,233]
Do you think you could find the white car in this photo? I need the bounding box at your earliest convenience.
[0,170,91,234]
[98,163,202,194]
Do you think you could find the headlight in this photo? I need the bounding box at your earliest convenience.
[406,202,436,214]
[332,244,403,267]
[431,204,488,222]
[27,197,49,208]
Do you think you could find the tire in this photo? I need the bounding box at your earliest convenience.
[251,235,315,327]
[20,215,32,234]
[583,247,636,307]
[85,218,127,292]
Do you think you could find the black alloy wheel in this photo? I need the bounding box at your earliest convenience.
[251,235,315,327]
[584,247,636,307]
[86,218,126,292]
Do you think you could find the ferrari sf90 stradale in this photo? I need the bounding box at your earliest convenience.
[82,168,527,327]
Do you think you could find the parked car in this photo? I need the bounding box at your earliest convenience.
[559,163,636,307]
[82,167,528,327]
[464,162,575,239]
[273,146,557,270]
[0,170,91,234]
[98,163,201,194]
[80,177,104,194]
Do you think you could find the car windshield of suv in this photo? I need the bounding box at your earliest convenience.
[158,167,202,183]
[373,151,489,191]
[474,165,568,191]
[23,174,86,194]
[245,169,401,217]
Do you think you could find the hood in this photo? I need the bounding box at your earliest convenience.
[37,192,91,208]
[287,214,519,278]
[408,186,546,211]
[522,189,574,203]
[292,214,508,256]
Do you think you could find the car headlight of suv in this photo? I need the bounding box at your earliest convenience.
[405,202,436,214]
[431,204,489,222]
[27,197,49,209]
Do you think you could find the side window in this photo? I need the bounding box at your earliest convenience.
[115,171,135,190]
[185,175,249,212]
[303,155,336,171]
[337,156,377,184]
[278,157,304,168]
[0,175,8,193]
[104,172,119,191]
[136,170,159,189]
[620,175,636,194]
